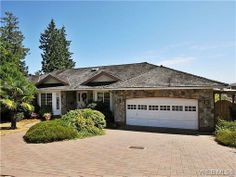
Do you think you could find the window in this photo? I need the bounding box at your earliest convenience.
[41,93,52,107]
[97,92,110,106]
[160,105,170,111]
[97,92,104,102]
[56,93,60,110]
[172,105,183,111]
[138,105,147,110]
[149,105,158,110]
[77,93,80,102]
[104,92,110,105]
[127,105,136,110]
[185,106,196,112]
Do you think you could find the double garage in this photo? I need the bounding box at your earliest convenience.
[126,97,199,130]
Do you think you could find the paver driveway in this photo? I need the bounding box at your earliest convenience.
[1,129,236,177]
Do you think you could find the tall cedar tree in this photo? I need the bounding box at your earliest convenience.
[0,12,29,75]
[39,19,75,73]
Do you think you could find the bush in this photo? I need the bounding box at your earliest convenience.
[61,109,85,131]
[23,119,78,143]
[86,102,114,124]
[81,109,106,129]
[61,109,105,137]
[216,129,236,147]
[215,120,236,147]
[216,119,236,132]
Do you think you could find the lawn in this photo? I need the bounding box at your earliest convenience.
[0,119,40,136]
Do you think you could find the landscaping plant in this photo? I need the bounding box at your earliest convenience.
[23,119,77,143]
[0,63,36,129]
[215,119,236,147]
[86,102,114,126]
[24,109,106,143]
[0,12,36,128]
[61,109,105,137]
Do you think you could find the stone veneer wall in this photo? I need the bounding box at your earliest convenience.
[112,89,214,131]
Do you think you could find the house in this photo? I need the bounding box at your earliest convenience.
[30,62,228,131]
[229,83,236,90]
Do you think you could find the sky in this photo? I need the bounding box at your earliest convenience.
[1,1,236,83]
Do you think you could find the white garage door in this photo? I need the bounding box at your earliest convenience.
[126,98,198,130]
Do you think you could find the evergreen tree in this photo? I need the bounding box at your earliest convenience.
[0,12,29,75]
[39,19,75,73]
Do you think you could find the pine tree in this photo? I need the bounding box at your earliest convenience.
[39,19,75,73]
[0,12,29,75]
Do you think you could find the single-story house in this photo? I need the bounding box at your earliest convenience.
[229,83,236,90]
[30,62,228,131]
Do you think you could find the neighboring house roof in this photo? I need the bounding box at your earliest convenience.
[230,83,236,89]
[230,83,236,87]
[30,62,228,90]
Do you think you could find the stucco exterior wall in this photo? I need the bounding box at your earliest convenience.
[112,89,215,131]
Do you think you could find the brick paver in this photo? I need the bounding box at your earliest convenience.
[1,129,236,177]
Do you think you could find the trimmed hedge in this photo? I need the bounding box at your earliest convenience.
[215,120,236,147]
[23,120,78,143]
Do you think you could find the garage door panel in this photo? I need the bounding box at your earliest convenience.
[127,118,197,129]
[126,98,198,130]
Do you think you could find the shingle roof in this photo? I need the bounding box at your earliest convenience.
[107,65,227,89]
[32,62,157,90]
[31,62,227,90]
[230,83,236,87]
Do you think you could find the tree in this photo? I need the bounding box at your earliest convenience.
[0,62,36,129]
[0,12,29,75]
[39,19,75,73]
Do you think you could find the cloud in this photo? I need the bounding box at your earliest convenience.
[157,57,196,67]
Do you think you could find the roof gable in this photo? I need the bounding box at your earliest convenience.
[82,71,120,86]
[36,74,68,87]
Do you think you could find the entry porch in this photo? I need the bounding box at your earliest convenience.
[37,90,112,115]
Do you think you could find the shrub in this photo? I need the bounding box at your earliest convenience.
[61,109,85,131]
[81,109,106,129]
[77,127,105,139]
[216,119,236,132]
[23,119,78,143]
[61,109,105,138]
[86,102,114,124]
[216,129,236,147]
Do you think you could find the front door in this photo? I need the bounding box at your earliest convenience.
[77,91,88,108]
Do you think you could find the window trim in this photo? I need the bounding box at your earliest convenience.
[96,91,110,105]
[41,93,52,107]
